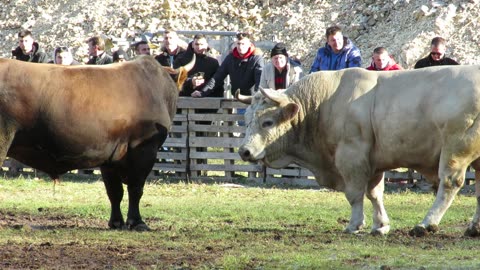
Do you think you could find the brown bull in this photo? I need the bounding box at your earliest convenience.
[0,55,193,231]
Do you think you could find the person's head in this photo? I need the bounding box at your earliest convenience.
[430,37,446,61]
[235,32,252,55]
[325,26,344,53]
[112,49,128,63]
[192,34,209,55]
[87,36,106,57]
[54,46,74,65]
[371,47,391,70]
[135,41,150,55]
[270,42,289,71]
[163,30,179,53]
[18,30,35,54]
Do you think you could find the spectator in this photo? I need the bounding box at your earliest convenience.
[414,37,459,69]
[50,46,80,65]
[260,42,304,90]
[310,25,362,72]
[155,30,186,67]
[86,36,113,65]
[174,34,223,97]
[11,30,49,63]
[192,32,264,98]
[112,49,129,63]
[366,47,402,71]
[134,40,151,56]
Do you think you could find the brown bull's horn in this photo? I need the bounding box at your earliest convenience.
[162,54,196,90]
[163,54,196,75]
[235,89,252,104]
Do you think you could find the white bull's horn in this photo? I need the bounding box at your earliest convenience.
[235,89,252,104]
[260,87,288,105]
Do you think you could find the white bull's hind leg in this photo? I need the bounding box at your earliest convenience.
[410,161,467,237]
[366,172,390,235]
[464,169,480,237]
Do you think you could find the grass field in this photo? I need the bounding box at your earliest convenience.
[0,175,479,269]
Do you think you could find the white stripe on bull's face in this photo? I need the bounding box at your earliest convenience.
[238,89,300,168]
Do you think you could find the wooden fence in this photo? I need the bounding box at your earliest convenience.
[5,97,476,186]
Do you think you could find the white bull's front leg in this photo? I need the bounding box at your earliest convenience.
[366,172,390,235]
[335,140,373,234]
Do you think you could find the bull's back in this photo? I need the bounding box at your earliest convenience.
[371,65,480,169]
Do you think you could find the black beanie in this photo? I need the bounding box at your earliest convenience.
[270,42,288,57]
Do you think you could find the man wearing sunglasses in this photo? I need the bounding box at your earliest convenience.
[414,37,459,69]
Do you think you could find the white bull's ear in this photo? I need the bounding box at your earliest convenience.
[281,103,299,122]
[260,87,288,105]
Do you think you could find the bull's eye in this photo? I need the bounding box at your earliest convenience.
[262,120,274,128]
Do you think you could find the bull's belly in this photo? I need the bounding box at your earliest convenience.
[373,144,441,173]
[7,144,120,177]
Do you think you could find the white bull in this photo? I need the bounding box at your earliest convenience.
[236,66,480,237]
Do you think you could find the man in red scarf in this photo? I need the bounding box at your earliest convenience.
[366,47,403,71]
[192,32,264,98]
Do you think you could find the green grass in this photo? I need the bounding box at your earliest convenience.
[0,176,479,269]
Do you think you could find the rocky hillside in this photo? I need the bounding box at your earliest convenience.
[1,0,479,69]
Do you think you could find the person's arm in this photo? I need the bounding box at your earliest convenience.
[253,56,264,93]
[346,47,362,68]
[193,57,230,98]
[309,49,322,73]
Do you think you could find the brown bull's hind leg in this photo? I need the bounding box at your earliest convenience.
[100,166,126,230]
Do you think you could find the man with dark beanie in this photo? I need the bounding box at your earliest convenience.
[260,42,304,90]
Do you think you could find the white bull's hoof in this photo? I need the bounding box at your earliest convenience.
[344,223,365,234]
[371,225,390,236]
[409,224,439,237]
[464,224,480,237]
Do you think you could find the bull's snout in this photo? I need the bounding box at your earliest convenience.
[238,146,252,161]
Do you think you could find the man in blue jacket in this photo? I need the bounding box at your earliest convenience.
[310,25,362,73]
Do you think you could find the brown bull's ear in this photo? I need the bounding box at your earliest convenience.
[281,103,299,122]
[235,89,252,104]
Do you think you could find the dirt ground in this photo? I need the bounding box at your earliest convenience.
[0,181,476,269]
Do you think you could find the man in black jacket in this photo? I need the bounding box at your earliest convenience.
[86,36,113,65]
[174,34,223,97]
[11,30,49,63]
[192,32,264,98]
[414,37,459,69]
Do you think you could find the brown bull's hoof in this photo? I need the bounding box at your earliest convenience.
[109,221,127,230]
[409,226,428,237]
[129,223,151,232]
[464,226,480,237]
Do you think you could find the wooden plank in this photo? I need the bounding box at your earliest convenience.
[190,151,240,160]
[188,114,245,122]
[156,152,187,160]
[190,137,244,147]
[220,99,249,109]
[189,124,245,133]
[177,97,222,108]
[190,164,263,172]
